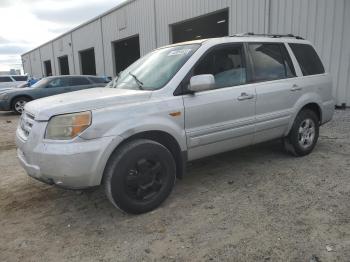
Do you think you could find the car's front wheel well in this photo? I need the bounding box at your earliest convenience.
[105,131,186,180]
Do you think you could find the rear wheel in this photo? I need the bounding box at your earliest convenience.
[104,139,176,214]
[12,97,30,114]
[284,109,319,156]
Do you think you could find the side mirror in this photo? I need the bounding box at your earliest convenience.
[188,74,215,93]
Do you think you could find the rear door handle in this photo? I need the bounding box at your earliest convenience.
[237,92,254,101]
[290,84,302,91]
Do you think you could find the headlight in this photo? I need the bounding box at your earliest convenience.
[45,111,91,140]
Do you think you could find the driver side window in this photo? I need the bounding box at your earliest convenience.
[193,44,247,89]
[47,78,68,88]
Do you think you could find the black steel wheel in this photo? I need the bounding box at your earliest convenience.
[104,139,176,214]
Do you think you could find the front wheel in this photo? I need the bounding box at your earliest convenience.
[12,97,31,114]
[284,109,319,157]
[104,139,176,214]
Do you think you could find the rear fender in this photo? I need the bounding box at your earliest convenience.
[285,92,323,136]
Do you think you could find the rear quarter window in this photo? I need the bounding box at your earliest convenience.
[289,43,325,76]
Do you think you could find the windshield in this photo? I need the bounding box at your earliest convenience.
[30,78,49,88]
[110,44,200,90]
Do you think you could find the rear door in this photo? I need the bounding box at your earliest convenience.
[247,42,299,143]
[183,43,256,160]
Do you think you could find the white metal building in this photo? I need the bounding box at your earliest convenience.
[22,0,350,106]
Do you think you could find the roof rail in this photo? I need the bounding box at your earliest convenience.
[231,32,304,40]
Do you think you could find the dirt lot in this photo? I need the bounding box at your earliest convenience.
[0,110,349,262]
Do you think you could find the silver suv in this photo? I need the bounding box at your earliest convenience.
[16,35,334,214]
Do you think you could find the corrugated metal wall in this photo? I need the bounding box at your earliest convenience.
[39,43,56,75]
[155,0,267,46]
[52,34,75,75]
[269,0,350,106]
[71,19,104,75]
[21,54,31,76]
[339,0,350,106]
[22,0,349,105]
[101,0,156,77]
[29,49,42,77]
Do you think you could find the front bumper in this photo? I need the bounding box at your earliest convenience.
[16,124,122,189]
[17,149,55,186]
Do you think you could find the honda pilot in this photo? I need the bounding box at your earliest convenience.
[16,35,334,214]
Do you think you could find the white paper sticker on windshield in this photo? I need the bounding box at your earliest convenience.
[167,49,192,56]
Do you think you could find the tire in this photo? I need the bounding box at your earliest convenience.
[12,97,31,115]
[284,109,319,157]
[103,139,176,214]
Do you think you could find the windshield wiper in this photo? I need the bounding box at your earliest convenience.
[129,72,144,90]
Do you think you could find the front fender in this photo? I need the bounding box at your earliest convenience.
[109,116,187,151]
[81,108,186,152]
[80,94,186,151]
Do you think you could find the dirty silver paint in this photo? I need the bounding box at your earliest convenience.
[16,37,334,188]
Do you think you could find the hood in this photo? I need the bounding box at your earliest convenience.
[0,86,33,94]
[0,87,16,94]
[25,88,152,121]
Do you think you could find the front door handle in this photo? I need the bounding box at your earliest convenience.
[290,84,302,91]
[237,92,254,101]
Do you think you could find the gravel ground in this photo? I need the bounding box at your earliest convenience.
[0,110,349,262]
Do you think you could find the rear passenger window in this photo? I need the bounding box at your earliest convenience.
[0,76,13,82]
[193,44,247,89]
[68,77,90,86]
[289,43,325,76]
[248,43,295,82]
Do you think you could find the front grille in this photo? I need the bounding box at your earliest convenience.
[20,111,35,138]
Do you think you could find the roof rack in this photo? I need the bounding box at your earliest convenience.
[232,32,304,40]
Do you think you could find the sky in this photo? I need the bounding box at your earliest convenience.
[0,0,126,72]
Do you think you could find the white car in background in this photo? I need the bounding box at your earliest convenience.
[0,75,28,90]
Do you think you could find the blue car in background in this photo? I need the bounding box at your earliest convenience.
[0,75,109,114]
